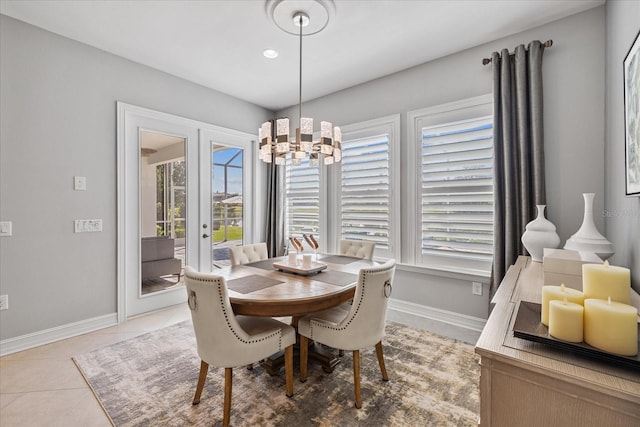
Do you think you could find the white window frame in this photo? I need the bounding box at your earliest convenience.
[328,114,401,259]
[407,94,493,275]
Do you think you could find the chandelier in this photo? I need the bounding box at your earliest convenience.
[258,11,341,167]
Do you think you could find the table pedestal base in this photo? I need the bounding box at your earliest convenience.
[262,342,341,376]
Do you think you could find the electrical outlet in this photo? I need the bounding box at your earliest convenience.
[88,219,102,232]
[472,282,483,296]
[74,176,86,191]
[0,221,12,237]
[0,295,8,310]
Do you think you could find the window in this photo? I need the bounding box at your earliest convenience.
[155,160,186,239]
[284,157,320,242]
[408,95,493,273]
[335,115,400,259]
[283,115,399,259]
[212,147,244,244]
[340,134,390,249]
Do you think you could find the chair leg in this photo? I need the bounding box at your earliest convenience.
[285,345,294,397]
[192,360,208,405]
[375,341,389,381]
[300,335,309,382]
[353,350,362,408]
[223,367,232,427]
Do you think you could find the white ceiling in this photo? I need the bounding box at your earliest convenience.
[0,0,604,111]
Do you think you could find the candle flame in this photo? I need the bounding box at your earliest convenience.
[560,283,565,291]
[604,260,610,268]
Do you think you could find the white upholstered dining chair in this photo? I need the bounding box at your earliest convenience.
[298,259,396,408]
[228,242,269,265]
[184,266,295,427]
[339,239,376,260]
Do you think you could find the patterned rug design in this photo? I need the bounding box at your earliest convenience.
[73,321,479,426]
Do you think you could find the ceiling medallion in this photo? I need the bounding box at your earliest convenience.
[265,0,335,36]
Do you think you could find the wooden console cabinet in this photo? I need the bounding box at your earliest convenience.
[475,256,640,427]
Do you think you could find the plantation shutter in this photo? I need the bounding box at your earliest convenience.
[285,158,320,239]
[340,134,390,251]
[421,116,493,263]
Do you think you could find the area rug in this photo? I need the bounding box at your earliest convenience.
[73,321,479,426]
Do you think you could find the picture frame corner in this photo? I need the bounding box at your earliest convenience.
[623,29,640,197]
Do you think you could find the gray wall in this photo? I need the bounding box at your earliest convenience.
[0,4,617,342]
[0,15,272,341]
[605,0,640,293]
[278,6,606,318]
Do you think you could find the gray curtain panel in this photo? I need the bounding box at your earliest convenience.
[491,41,547,297]
[265,155,286,257]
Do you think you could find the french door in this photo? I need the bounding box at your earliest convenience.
[117,103,256,319]
[198,128,255,271]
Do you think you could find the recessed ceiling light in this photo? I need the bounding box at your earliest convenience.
[263,49,278,59]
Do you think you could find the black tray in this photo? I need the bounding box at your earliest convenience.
[513,301,640,369]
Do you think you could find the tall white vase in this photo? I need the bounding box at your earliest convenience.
[521,205,561,262]
[564,193,614,260]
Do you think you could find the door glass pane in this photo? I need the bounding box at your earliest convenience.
[140,131,186,295]
[211,145,243,267]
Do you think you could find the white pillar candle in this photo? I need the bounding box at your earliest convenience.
[302,254,312,268]
[548,298,584,343]
[584,297,638,356]
[541,284,584,326]
[288,251,297,265]
[582,261,631,304]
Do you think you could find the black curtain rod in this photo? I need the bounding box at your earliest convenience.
[482,40,553,65]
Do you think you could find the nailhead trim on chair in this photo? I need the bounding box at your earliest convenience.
[307,261,394,340]
[193,275,281,348]
[309,269,372,340]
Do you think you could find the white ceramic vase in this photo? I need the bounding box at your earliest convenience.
[564,193,614,260]
[521,205,561,262]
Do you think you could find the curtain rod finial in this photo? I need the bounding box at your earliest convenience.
[482,58,492,66]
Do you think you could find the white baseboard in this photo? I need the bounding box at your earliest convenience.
[0,313,118,357]
[0,301,484,356]
[388,298,486,332]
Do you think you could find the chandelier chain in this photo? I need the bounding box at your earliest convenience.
[298,13,303,124]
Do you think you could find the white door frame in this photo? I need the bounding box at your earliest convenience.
[116,102,257,322]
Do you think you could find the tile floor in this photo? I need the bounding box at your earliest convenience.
[0,304,480,426]
[0,304,191,427]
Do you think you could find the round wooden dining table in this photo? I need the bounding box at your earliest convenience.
[218,255,377,318]
[215,254,377,374]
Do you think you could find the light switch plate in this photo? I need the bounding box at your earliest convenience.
[0,221,12,236]
[74,219,102,233]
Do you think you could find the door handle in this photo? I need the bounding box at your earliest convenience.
[202,233,210,238]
